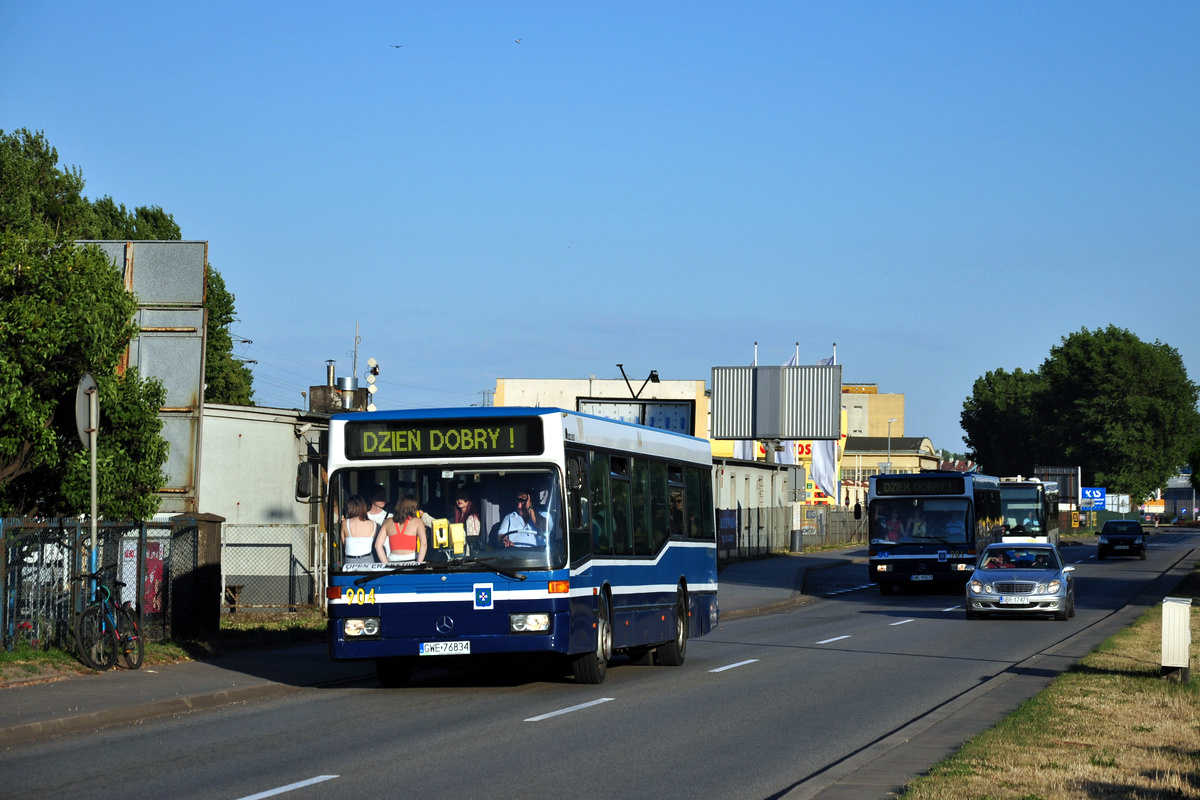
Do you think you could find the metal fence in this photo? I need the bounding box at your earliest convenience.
[717,505,866,561]
[1,517,210,651]
[221,523,323,613]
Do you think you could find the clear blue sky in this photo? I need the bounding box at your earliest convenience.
[3,2,1197,454]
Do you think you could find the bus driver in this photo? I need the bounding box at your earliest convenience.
[498,488,551,547]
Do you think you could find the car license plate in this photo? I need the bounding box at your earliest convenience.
[1114,545,1129,550]
[911,574,933,581]
[1000,596,1030,605]
[420,641,470,656]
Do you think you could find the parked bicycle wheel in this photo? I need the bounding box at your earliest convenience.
[74,605,118,670]
[116,604,144,669]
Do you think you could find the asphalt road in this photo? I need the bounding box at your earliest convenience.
[1,532,1192,800]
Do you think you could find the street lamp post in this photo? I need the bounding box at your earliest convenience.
[886,418,898,474]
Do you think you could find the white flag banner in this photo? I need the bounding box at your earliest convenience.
[733,439,757,460]
[810,352,838,497]
[812,439,838,499]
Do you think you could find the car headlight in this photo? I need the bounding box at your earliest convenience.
[1134,537,1144,544]
[1036,583,1049,594]
[1047,580,1062,594]
[510,613,551,633]
[344,617,381,637]
[1098,536,1108,544]
[969,580,983,594]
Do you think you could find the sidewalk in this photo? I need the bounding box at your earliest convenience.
[0,547,864,748]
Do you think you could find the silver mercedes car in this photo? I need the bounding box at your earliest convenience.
[965,542,1076,620]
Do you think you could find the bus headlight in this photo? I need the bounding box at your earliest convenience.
[875,563,893,573]
[510,613,551,633]
[344,618,381,637]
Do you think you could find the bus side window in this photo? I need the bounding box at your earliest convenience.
[649,460,669,552]
[668,464,686,538]
[610,456,632,556]
[567,452,592,565]
[686,465,715,540]
[590,452,612,556]
[631,458,651,555]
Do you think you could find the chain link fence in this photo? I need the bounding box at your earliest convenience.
[221,524,324,613]
[1,518,215,650]
[717,505,866,561]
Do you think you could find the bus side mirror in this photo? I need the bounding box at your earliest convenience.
[296,461,313,499]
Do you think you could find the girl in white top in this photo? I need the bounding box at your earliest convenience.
[341,495,376,562]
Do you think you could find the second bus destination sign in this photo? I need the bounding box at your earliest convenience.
[345,419,544,459]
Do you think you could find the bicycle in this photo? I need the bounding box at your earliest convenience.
[72,572,144,670]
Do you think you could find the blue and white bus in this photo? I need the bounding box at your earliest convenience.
[863,471,1003,593]
[324,407,718,685]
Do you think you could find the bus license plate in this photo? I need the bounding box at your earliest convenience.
[910,574,933,581]
[1001,597,1030,605]
[420,641,470,656]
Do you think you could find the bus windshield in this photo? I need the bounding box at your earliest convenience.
[331,466,565,573]
[1001,488,1044,536]
[870,498,971,544]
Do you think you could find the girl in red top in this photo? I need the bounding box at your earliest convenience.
[375,494,428,563]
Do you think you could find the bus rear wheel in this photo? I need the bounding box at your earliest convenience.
[572,596,611,684]
[655,594,688,667]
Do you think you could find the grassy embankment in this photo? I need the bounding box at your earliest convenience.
[900,564,1200,800]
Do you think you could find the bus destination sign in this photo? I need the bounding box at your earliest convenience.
[877,476,965,496]
[345,419,544,460]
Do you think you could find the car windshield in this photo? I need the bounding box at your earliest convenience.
[980,547,1060,570]
[1103,521,1141,535]
[869,498,971,544]
[330,466,565,573]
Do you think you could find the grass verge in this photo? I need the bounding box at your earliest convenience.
[900,569,1200,800]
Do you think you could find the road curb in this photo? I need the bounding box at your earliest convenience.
[0,682,305,748]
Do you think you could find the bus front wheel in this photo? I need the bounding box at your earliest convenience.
[572,597,611,684]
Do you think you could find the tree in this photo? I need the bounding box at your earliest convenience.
[960,367,1044,477]
[962,326,1200,500]
[0,232,166,516]
[204,267,255,405]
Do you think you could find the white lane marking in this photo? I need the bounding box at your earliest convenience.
[710,659,759,673]
[235,776,338,800]
[817,635,851,644]
[942,605,960,612]
[890,619,914,626]
[525,698,614,722]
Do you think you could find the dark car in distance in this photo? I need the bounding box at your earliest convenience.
[1097,519,1146,560]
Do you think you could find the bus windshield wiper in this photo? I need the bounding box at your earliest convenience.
[352,563,435,585]
[351,557,528,585]
[445,555,528,581]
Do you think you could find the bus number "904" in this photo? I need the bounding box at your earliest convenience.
[345,588,376,605]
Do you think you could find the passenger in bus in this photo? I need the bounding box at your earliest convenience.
[341,495,377,565]
[885,510,903,542]
[910,509,928,537]
[497,488,550,547]
[669,492,685,537]
[375,494,428,563]
[453,489,482,552]
[367,485,392,531]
